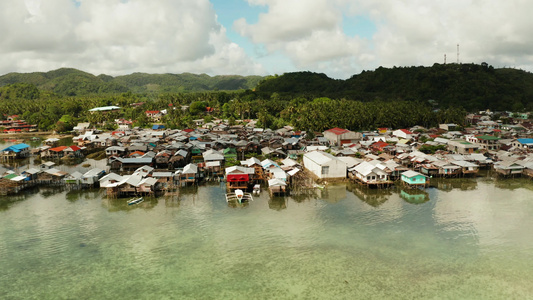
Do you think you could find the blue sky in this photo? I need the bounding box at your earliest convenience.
[210,0,377,77]
[2,0,533,78]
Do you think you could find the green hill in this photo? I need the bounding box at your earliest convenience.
[113,72,263,93]
[255,63,533,111]
[3,64,533,111]
[0,68,263,96]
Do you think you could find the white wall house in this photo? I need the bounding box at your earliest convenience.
[323,128,363,146]
[392,129,414,139]
[350,161,389,184]
[303,151,347,179]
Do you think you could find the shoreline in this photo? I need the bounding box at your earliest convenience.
[0,132,73,140]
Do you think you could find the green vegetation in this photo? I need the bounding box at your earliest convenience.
[1,63,532,132]
[419,144,447,154]
[0,68,262,96]
[255,63,533,112]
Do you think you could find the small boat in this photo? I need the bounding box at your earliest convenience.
[127,197,144,205]
[225,189,253,203]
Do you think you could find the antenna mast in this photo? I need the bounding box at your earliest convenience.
[444,54,446,64]
[457,44,460,64]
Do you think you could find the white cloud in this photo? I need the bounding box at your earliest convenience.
[0,0,264,76]
[235,0,533,78]
[4,0,533,78]
[234,0,369,78]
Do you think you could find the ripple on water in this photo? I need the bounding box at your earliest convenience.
[2,183,533,299]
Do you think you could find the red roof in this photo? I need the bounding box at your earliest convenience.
[68,145,82,151]
[50,146,68,152]
[372,141,389,148]
[129,151,145,157]
[399,129,413,134]
[183,129,194,133]
[325,127,349,135]
[206,107,214,112]
[145,110,160,114]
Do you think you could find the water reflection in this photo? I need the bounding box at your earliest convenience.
[39,187,66,198]
[431,177,478,192]
[432,181,533,253]
[347,183,393,207]
[399,188,430,204]
[317,184,346,203]
[65,189,102,202]
[2,180,533,299]
[0,193,32,211]
[268,196,287,210]
[493,177,533,191]
[163,195,181,208]
[288,190,320,203]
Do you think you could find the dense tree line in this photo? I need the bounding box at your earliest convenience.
[0,83,472,133]
[4,62,531,133]
[255,63,533,112]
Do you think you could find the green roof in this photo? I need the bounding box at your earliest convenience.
[477,135,500,140]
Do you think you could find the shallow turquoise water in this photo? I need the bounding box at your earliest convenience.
[1,179,533,299]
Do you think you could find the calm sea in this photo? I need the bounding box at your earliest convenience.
[1,176,533,299]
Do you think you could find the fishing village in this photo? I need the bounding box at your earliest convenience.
[1,108,533,204]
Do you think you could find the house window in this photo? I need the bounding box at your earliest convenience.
[321,166,329,175]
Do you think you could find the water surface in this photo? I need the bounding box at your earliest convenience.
[1,179,533,299]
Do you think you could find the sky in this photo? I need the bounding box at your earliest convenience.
[1,0,533,79]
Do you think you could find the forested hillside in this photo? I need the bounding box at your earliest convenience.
[255,63,533,111]
[1,63,532,133]
[0,68,263,96]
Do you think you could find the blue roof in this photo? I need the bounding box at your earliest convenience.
[517,138,533,144]
[2,143,30,153]
[152,125,165,129]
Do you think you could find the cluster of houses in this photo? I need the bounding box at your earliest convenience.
[0,115,37,133]
[4,112,533,197]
